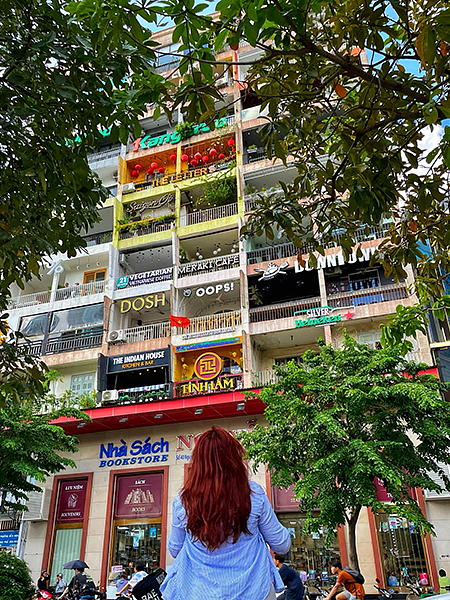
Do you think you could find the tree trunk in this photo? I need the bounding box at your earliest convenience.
[347,506,362,570]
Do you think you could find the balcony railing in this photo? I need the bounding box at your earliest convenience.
[327,224,391,246]
[8,291,50,310]
[178,253,239,278]
[327,282,408,307]
[118,219,174,240]
[177,311,242,334]
[246,148,268,163]
[247,241,314,264]
[121,322,171,344]
[250,297,322,323]
[87,147,120,164]
[18,339,44,356]
[251,369,278,387]
[45,329,103,355]
[54,280,106,301]
[113,384,172,405]
[83,231,113,246]
[180,202,238,226]
[174,373,243,397]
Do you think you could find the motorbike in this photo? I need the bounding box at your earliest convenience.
[404,577,435,599]
[37,591,53,600]
[374,578,398,600]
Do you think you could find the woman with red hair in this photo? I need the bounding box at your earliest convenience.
[160,426,290,600]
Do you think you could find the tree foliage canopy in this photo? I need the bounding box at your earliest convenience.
[241,335,450,568]
[0,550,35,600]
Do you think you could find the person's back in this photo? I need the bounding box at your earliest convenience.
[274,554,304,600]
[439,569,450,593]
[160,426,291,600]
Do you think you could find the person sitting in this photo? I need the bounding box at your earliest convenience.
[59,568,87,600]
[117,562,147,595]
[274,554,305,600]
[115,572,129,595]
[325,560,365,600]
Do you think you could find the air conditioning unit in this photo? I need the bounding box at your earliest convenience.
[102,389,119,403]
[122,182,135,194]
[23,489,51,521]
[107,330,125,343]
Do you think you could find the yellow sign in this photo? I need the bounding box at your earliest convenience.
[193,352,223,380]
[120,293,166,313]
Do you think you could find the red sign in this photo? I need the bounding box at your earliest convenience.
[193,352,222,380]
[56,479,88,523]
[114,473,163,519]
[374,477,417,501]
[272,485,300,512]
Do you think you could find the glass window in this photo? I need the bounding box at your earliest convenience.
[276,513,340,591]
[70,373,95,395]
[50,527,82,583]
[111,522,162,571]
[376,513,429,588]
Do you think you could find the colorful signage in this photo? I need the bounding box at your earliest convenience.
[193,352,223,380]
[120,293,166,313]
[0,530,19,547]
[294,306,354,328]
[175,336,241,353]
[178,255,239,276]
[192,282,235,298]
[254,261,289,280]
[107,348,169,373]
[56,479,88,523]
[294,246,377,272]
[116,269,172,289]
[127,194,174,216]
[114,473,163,519]
[99,436,169,468]
[178,376,238,396]
[132,118,228,151]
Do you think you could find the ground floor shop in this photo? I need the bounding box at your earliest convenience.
[23,415,439,596]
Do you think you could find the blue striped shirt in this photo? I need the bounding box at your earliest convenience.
[160,481,291,600]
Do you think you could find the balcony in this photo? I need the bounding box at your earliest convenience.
[251,369,278,387]
[247,242,313,265]
[46,328,104,355]
[178,311,242,335]
[179,203,238,227]
[83,231,113,246]
[118,217,175,240]
[174,373,243,397]
[250,297,322,323]
[7,281,106,310]
[87,147,120,166]
[244,148,268,163]
[102,383,173,406]
[120,322,171,344]
[8,291,50,310]
[177,253,239,279]
[327,282,408,307]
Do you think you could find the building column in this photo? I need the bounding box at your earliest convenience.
[318,267,333,344]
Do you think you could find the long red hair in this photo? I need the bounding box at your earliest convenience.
[181,425,251,550]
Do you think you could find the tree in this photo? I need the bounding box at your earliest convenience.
[0,550,35,600]
[241,334,450,569]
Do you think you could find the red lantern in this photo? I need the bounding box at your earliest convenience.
[134,163,142,171]
[147,168,154,175]
[227,138,235,147]
[194,152,202,160]
[181,154,189,162]
[151,162,158,169]
[209,148,217,157]
[131,169,138,177]
[202,155,209,163]
[170,153,177,162]
[158,167,165,174]
[190,159,198,167]
[218,153,226,160]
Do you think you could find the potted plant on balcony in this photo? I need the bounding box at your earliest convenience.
[175,121,196,140]
[247,144,258,155]
[194,176,237,210]
[249,285,264,308]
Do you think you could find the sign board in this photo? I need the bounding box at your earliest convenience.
[117,269,172,289]
[272,486,300,512]
[294,306,355,328]
[193,353,223,380]
[175,336,241,353]
[178,255,239,276]
[132,118,228,151]
[114,473,163,519]
[56,479,88,523]
[107,348,170,373]
[99,435,169,468]
[0,530,19,547]
[294,246,377,272]
[119,293,166,313]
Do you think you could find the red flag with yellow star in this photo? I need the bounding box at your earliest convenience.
[170,315,190,327]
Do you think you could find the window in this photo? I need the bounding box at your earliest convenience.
[83,269,107,283]
[156,44,179,69]
[71,373,95,395]
[357,331,382,349]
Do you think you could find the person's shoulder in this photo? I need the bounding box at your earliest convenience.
[249,480,265,495]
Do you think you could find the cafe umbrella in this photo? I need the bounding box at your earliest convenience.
[63,560,90,570]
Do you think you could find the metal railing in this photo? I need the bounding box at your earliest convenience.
[174,373,243,397]
[116,384,173,405]
[327,224,391,246]
[87,147,120,163]
[251,369,278,387]
[83,231,113,246]
[8,292,50,309]
[247,241,314,264]
[122,322,171,343]
[119,219,174,240]
[18,339,44,356]
[45,330,103,355]
[250,297,322,323]
[178,311,242,334]
[180,202,238,226]
[225,115,235,125]
[55,280,106,301]
[178,254,239,278]
[246,148,268,163]
[327,282,408,307]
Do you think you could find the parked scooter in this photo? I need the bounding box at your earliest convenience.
[36,591,53,600]
[404,577,435,600]
[374,578,398,600]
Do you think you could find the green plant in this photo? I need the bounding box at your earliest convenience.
[117,213,175,233]
[195,176,237,210]
[247,144,257,150]
[175,121,196,140]
[0,550,34,600]
[249,285,264,306]
[179,248,190,264]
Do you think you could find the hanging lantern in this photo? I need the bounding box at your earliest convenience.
[134,163,142,171]
[170,153,177,162]
[151,162,158,169]
[202,155,209,163]
[131,169,138,177]
[227,138,235,147]
[218,153,226,160]
[209,148,217,157]
[158,167,165,174]
[194,152,202,160]
[147,167,154,175]
[181,154,189,162]
[190,159,198,167]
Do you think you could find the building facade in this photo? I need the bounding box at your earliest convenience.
[2,24,450,598]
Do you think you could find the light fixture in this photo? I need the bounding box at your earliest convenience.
[96,261,100,267]
[86,263,90,269]
[194,408,203,415]
[119,417,128,423]
[155,413,163,418]
[76,265,80,270]
[77,422,87,428]
[237,402,245,411]
[198,254,203,260]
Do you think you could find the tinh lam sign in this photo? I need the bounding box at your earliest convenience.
[295,306,355,328]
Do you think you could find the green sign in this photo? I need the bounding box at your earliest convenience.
[134,118,228,151]
[294,306,340,328]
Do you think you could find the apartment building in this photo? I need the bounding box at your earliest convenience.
[2,24,450,598]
